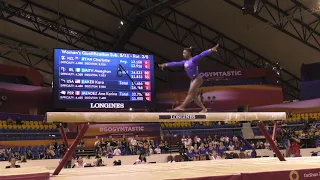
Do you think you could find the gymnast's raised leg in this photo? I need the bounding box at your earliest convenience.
[174,76,207,113]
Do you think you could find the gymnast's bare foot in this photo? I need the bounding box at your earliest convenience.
[174,106,185,111]
[200,108,207,113]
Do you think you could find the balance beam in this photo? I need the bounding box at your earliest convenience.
[46,112,286,123]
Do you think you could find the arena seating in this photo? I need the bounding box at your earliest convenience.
[286,112,320,122]
[0,145,64,161]
[0,120,59,141]
[161,121,240,129]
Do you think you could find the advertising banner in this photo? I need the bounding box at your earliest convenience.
[84,123,160,137]
[167,68,276,83]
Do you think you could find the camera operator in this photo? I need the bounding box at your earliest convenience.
[288,136,301,157]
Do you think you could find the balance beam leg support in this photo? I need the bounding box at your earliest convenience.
[272,122,277,141]
[53,123,90,176]
[258,122,285,161]
[59,123,69,147]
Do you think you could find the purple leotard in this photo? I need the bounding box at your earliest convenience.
[193,148,199,157]
[165,49,212,80]
[207,147,214,154]
[199,147,207,155]
[186,149,194,159]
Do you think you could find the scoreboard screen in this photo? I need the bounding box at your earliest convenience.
[53,49,154,110]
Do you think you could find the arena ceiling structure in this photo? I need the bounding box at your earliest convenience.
[0,0,319,101]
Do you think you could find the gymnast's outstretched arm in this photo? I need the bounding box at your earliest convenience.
[193,44,219,62]
[158,61,185,70]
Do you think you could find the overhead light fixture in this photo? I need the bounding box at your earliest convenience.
[120,21,124,25]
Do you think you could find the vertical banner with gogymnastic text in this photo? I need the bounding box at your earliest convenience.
[84,123,160,137]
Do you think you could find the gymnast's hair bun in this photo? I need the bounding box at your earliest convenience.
[184,46,193,52]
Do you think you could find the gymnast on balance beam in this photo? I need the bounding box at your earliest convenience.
[158,44,219,113]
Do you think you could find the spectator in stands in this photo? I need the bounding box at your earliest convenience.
[6,147,13,159]
[211,151,220,160]
[20,156,27,163]
[13,152,20,160]
[159,141,164,153]
[186,136,192,146]
[154,146,161,154]
[0,146,6,161]
[148,146,154,155]
[58,142,66,158]
[256,141,264,149]
[110,138,118,147]
[52,139,58,150]
[203,138,209,148]
[224,136,230,146]
[289,137,301,157]
[264,141,270,150]
[94,138,100,154]
[207,136,212,142]
[121,138,130,154]
[193,144,199,161]
[6,117,13,125]
[26,150,33,160]
[144,142,150,156]
[113,146,121,156]
[199,143,207,160]
[149,140,156,153]
[239,141,246,152]
[139,142,147,155]
[100,138,106,149]
[163,141,169,153]
[250,141,255,149]
[39,152,45,159]
[207,143,214,156]
[46,145,55,159]
[77,140,85,152]
[16,117,22,125]
[5,157,20,169]
[181,135,187,147]
[220,136,225,143]
[106,147,113,158]
[233,135,238,143]
[219,142,226,157]
[193,136,201,147]
[73,157,86,168]
[186,145,194,161]
[228,142,235,151]
[130,137,137,150]
[202,138,208,145]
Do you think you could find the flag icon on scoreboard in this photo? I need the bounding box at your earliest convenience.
[75,79,81,84]
[75,68,81,72]
[74,91,81,96]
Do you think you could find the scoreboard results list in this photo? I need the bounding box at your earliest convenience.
[53,49,154,109]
